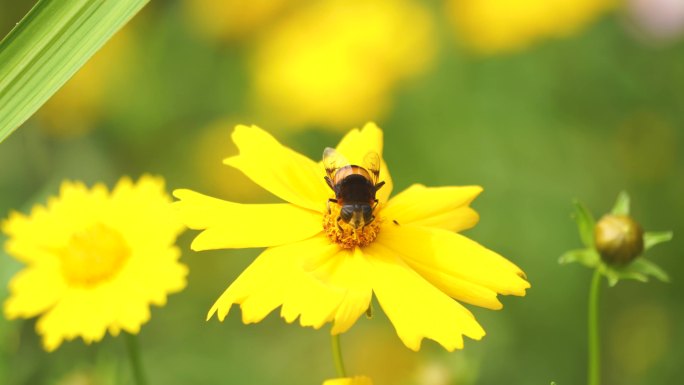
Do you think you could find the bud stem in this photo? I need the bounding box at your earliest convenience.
[588,269,602,385]
[331,333,347,378]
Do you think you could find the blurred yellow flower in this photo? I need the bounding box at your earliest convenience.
[323,376,373,385]
[175,123,529,351]
[37,28,135,137]
[3,176,187,351]
[448,0,616,54]
[250,0,436,130]
[183,0,293,41]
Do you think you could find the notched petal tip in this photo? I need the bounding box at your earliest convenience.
[171,188,191,200]
[206,304,222,322]
[222,156,238,166]
[232,124,262,137]
[189,236,209,252]
[207,290,237,322]
[1,211,25,235]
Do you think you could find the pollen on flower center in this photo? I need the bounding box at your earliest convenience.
[323,203,381,249]
[59,223,130,286]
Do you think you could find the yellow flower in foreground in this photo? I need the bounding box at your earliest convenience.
[3,176,187,351]
[323,376,373,385]
[448,0,616,54]
[175,123,529,351]
[250,0,435,129]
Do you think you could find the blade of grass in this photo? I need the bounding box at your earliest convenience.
[0,0,150,143]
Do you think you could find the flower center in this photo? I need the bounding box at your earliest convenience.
[59,223,131,286]
[323,203,381,249]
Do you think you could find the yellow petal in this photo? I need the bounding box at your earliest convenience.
[333,122,393,203]
[109,174,184,245]
[374,225,503,309]
[224,125,329,212]
[323,376,373,385]
[380,224,529,299]
[36,287,111,351]
[382,184,482,232]
[4,263,65,319]
[364,241,485,351]
[2,181,107,264]
[207,235,346,330]
[174,189,322,250]
[306,246,373,334]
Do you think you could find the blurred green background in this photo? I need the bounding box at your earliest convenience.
[1,1,682,384]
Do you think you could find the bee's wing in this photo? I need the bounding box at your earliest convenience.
[363,151,381,184]
[323,147,350,179]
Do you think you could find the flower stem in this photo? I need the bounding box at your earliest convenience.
[588,269,602,385]
[331,333,347,378]
[124,333,148,385]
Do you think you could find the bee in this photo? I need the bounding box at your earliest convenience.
[323,147,385,229]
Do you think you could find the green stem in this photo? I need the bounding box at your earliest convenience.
[124,333,148,385]
[588,269,602,385]
[331,333,347,378]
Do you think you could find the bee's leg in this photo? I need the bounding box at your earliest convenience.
[325,176,336,191]
[336,216,344,231]
[374,181,386,191]
[372,199,379,210]
[363,215,375,228]
[327,198,338,213]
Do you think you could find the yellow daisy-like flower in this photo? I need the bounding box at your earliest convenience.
[175,123,529,351]
[3,176,187,351]
[250,0,436,129]
[448,0,616,54]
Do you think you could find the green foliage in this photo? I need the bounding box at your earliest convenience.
[559,248,599,267]
[0,0,149,143]
[610,191,630,216]
[644,231,674,251]
[572,200,596,248]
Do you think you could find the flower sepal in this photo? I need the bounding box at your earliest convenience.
[560,192,673,287]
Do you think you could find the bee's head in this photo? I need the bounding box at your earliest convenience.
[341,204,374,229]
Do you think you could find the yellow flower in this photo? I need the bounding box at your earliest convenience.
[3,176,187,351]
[175,123,529,351]
[182,0,293,42]
[448,0,616,54]
[323,376,373,385]
[250,0,436,130]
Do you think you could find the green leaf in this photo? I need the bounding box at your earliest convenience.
[629,259,670,283]
[611,191,630,216]
[609,267,648,284]
[559,248,600,268]
[0,0,150,143]
[602,266,620,287]
[644,231,673,251]
[572,200,596,248]
[600,258,670,286]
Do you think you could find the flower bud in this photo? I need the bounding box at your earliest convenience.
[594,214,644,265]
